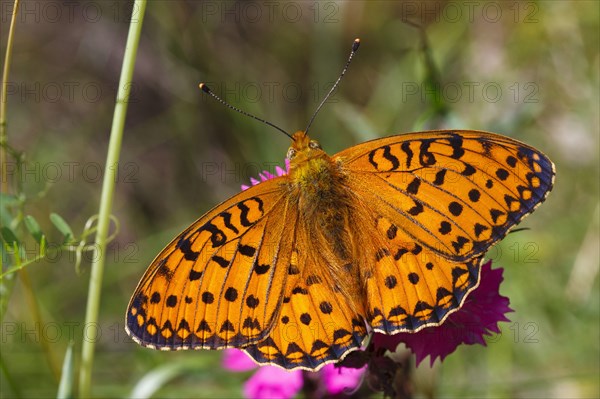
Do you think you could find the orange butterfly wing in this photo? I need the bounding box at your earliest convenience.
[335,130,554,333]
[126,178,294,350]
[243,212,368,370]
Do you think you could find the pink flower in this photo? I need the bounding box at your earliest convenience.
[223,349,303,399]
[241,159,289,190]
[223,349,366,399]
[222,348,257,372]
[321,363,366,395]
[373,260,513,366]
[243,366,303,399]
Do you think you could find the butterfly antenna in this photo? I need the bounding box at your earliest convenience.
[199,83,293,140]
[305,38,361,135]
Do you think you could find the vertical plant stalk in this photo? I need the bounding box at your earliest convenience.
[78,1,147,396]
[0,0,20,324]
[1,0,20,193]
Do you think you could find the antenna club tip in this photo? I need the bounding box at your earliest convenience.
[352,38,361,51]
[199,83,211,93]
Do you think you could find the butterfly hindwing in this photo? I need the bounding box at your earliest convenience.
[352,211,483,334]
[336,130,555,262]
[244,220,368,370]
[126,178,294,350]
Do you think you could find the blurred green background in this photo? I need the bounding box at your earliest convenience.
[1,1,598,398]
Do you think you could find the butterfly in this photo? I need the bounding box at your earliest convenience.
[125,40,555,371]
[126,128,554,369]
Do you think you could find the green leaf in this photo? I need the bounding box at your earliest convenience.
[24,215,44,244]
[129,363,191,399]
[0,193,20,206]
[50,213,74,243]
[0,227,19,246]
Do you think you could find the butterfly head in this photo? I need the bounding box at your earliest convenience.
[287,131,326,165]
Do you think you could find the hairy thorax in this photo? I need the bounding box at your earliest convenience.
[290,155,354,261]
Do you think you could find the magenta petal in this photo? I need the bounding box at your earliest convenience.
[372,333,403,353]
[374,261,513,366]
[241,160,288,191]
[258,172,273,181]
[321,364,366,395]
[242,366,303,399]
[222,349,257,372]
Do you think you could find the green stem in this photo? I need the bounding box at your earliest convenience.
[0,0,20,148]
[78,1,147,397]
[0,0,20,354]
[1,0,20,194]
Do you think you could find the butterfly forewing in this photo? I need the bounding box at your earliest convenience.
[336,130,555,262]
[126,178,293,350]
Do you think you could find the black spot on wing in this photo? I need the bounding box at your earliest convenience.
[239,244,256,257]
[189,269,203,281]
[212,255,229,268]
[382,146,400,170]
[474,223,489,237]
[246,295,260,308]
[156,259,173,282]
[220,320,235,333]
[439,221,452,235]
[177,237,200,261]
[166,295,177,307]
[448,202,463,216]
[408,200,424,216]
[401,141,413,168]
[224,287,238,302]
[387,224,398,239]
[376,248,390,261]
[468,189,481,202]
[394,248,408,260]
[384,275,398,289]
[448,133,465,159]
[461,163,476,176]
[237,197,264,227]
[496,168,509,181]
[201,292,214,304]
[319,301,333,314]
[220,211,239,234]
[419,139,436,166]
[196,222,226,248]
[242,317,261,330]
[433,169,446,185]
[150,292,161,304]
[506,155,518,167]
[253,263,270,275]
[406,177,421,195]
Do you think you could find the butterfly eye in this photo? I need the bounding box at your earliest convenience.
[309,140,321,149]
[287,148,296,159]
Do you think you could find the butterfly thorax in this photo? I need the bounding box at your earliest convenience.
[287,131,355,268]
